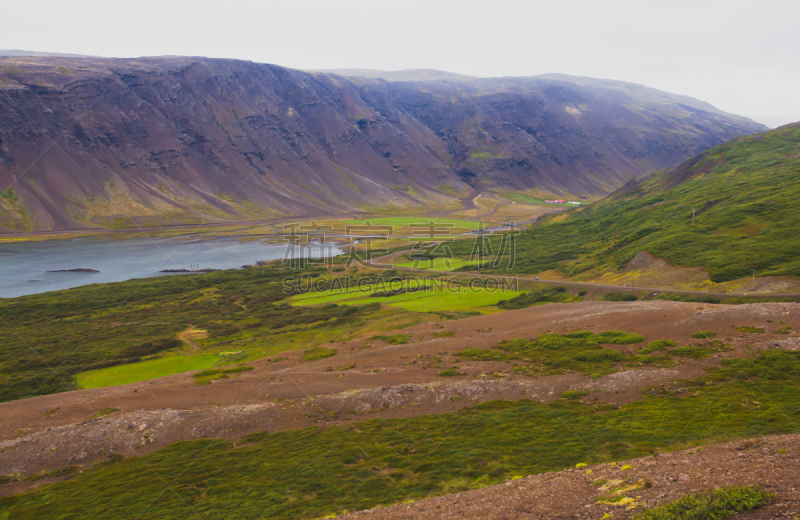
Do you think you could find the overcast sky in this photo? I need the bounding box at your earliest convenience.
[2,0,798,127]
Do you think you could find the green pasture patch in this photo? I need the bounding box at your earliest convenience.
[385,287,523,313]
[394,258,476,271]
[77,355,219,388]
[290,289,373,306]
[290,280,436,306]
[340,216,482,230]
[691,331,717,339]
[290,278,521,314]
[430,330,455,338]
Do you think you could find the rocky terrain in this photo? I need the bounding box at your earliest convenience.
[0,56,765,231]
[339,434,800,519]
[2,299,797,495]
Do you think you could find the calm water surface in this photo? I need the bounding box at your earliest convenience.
[0,236,341,298]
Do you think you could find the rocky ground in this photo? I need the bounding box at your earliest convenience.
[338,433,800,519]
[1,300,799,504]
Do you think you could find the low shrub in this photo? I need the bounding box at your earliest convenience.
[302,347,338,362]
[671,347,712,359]
[369,334,410,345]
[193,366,254,386]
[573,349,625,363]
[633,485,771,520]
[439,368,465,377]
[561,389,588,400]
[638,340,676,354]
[736,326,765,334]
[594,331,646,345]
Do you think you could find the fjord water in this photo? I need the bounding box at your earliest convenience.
[0,236,341,298]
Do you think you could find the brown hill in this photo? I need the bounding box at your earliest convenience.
[0,56,765,231]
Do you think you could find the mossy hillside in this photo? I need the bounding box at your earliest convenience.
[2,351,800,519]
[448,123,800,282]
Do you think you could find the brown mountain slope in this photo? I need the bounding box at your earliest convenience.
[0,56,765,231]
[376,74,766,194]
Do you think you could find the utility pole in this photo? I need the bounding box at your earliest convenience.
[753,269,756,291]
[692,208,696,224]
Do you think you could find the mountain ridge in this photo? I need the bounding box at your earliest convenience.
[0,55,766,232]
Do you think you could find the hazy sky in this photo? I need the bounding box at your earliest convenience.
[2,0,798,127]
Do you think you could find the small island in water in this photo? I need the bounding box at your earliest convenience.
[46,268,100,273]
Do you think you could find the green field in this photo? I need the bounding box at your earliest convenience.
[340,216,483,230]
[291,280,522,313]
[76,354,220,388]
[394,257,476,271]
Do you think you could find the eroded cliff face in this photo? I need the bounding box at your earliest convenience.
[0,57,764,231]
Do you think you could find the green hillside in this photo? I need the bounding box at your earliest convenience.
[459,123,800,282]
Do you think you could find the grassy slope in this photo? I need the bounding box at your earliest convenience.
[0,267,430,401]
[450,123,800,282]
[2,350,800,519]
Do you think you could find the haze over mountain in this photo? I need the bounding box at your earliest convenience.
[0,55,765,232]
[312,68,477,82]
